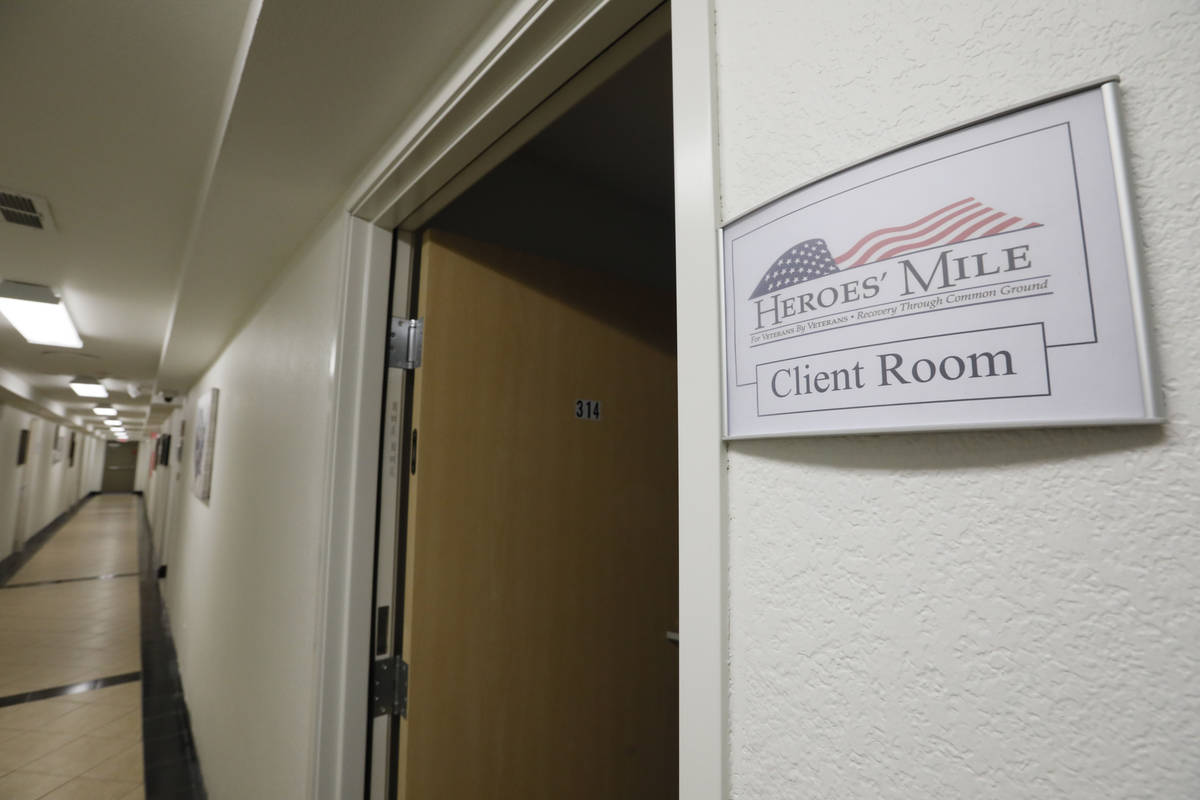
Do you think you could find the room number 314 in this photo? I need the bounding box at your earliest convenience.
[574,400,601,421]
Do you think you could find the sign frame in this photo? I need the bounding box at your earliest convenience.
[719,77,1163,439]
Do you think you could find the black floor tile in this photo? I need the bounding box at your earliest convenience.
[137,499,207,800]
[0,671,141,708]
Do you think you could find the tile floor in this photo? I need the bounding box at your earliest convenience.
[0,495,145,799]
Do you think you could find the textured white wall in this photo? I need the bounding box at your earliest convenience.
[0,405,31,559]
[0,406,101,561]
[145,437,167,550]
[81,434,105,497]
[27,419,81,532]
[161,409,187,567]
[164,213,347,800]
[144,410,184,564]
[133,438,151,492]
[714,1,1200,797]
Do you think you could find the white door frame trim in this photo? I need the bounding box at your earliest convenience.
[671,2,727,798]
[320,1,728,797]
[312,216,393,800]
[347,0,662,231]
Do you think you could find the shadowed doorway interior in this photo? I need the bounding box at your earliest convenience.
[368,28,680,800]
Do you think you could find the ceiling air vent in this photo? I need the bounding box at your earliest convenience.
[0,187,56,232]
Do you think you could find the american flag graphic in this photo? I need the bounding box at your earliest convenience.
[748,238,839,300]
[749,197,1042,299]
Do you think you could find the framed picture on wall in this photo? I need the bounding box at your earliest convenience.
[192,388,219,501]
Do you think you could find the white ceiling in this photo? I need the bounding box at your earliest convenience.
[0,0,257,435]
[0,0,514,435]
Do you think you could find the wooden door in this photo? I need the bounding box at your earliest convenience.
[396,230,678,799]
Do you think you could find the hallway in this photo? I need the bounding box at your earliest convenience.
[0,494,144,799]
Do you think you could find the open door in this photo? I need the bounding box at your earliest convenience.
[393,229,678,798]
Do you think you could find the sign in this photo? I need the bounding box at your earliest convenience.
[721,79,1162,438]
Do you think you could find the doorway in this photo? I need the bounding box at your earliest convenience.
[367,26,678,800]
[101,441,139,493]
[13,420,43,548]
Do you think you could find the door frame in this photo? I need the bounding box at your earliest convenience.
[314,2,726,798]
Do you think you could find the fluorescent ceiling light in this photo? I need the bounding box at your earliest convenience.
[93,406,117,416]
[104,419,122,426]
[0,280,82,348]
[69,376,108,398]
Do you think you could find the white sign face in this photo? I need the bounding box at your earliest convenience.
[722,81,1162,438]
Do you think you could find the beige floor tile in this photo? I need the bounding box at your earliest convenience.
[39,776,138,800]
[82,741,143,783]
[0,770,71,800]
[89,710,141,741]
[118,785,145,800]
[20,734,130,777]
[40,703,132,736]
[0,700,84,732]
[0,497,147,794]
[0,730,80,772]
[0,496,141,715]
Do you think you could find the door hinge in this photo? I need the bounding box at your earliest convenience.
[388,317,423,369]
[370,654,409,718]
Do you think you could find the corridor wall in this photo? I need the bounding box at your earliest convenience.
[0,404,104,563]
[714,2,1200,798]
[143,409,185,567]
[162,212,350,800]
[134,437,152,493]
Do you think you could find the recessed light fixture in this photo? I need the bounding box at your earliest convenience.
[104,419,122,426]
[93,406,117,416]
[69,376,108,398]
[0,280,82,348]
